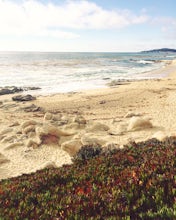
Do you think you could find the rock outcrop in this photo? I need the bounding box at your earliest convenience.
[0,86,40,96]
[12,94,36,102]
[61,140,82,156]
[0,110,157,163]
[127,117,153,131]
[81,133,107,146]
[152,131,167,141]
[86,122,110,132]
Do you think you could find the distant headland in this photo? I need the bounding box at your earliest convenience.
[141,48,176,53]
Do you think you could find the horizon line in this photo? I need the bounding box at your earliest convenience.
[0,48,175,53]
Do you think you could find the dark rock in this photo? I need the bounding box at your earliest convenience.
[11,87,23,93]
[0,86,41,96]
[12,94,36,102]
[107,80,130,87]
[21,104,43,112]
[3,103,17,109]
[99,100,106,104]
[0,89,10,95]
[23,87,41,91]
[103,77,111,80]
[0,87,22,95]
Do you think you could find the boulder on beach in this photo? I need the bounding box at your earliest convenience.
[12,94,36,102]
[35,124,74,145]
[127,117,153,131]
[21,120,38,130]
[26,138,40,148]
[58,115,70,125]
[81,133,107,146]
[5,142,23,150]
[64,122,80,130]
[52,114,62,121]
[124,112,142,118]
[108,123,127,136]
[36,126,60,145]
[39,124,74,137]
[22,125,36,135]
[0,86,41,96]
[1,135,16,143]
[24,87,41,91]
[152,131,167,141]
[44,113,62,122]
[61,139,82,156]
[87,122,110,132]
[73,115,86,125]
[107,80,130,87]
[44,112,53,121]
[0,128,13,136]
[0,87,23,95]
[21,104,43,112]
[9,121,20,127]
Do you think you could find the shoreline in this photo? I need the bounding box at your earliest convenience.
[33,59,176,96]
[0,60,176,180]
[0,60,169,96]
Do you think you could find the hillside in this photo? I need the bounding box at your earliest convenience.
[142,48,176,53]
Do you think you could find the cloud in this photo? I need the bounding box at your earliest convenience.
[151,16,176,39]
[151,17,176,26]
[0,0,149,39]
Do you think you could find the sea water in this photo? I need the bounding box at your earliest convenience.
[0,51,175,95]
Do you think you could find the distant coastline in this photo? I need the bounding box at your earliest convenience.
[142,48,176,53]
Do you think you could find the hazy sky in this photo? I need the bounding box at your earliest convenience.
[0,0,176,52]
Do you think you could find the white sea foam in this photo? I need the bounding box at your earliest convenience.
[0,52,173,95]
[137,60,154,64]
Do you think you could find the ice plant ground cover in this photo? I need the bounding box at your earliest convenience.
[0,138,175,219]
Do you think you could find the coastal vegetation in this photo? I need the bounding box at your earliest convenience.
[0,137,175,219]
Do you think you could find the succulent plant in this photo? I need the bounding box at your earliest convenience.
[0,138,175,219]
[72,144,102,162]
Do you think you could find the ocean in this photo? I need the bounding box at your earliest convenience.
[0,51,175,95]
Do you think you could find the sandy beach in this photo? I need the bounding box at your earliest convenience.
[0,60,176,180]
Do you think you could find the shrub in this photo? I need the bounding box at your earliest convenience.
[72,144,102,162]
[0,138,175,219]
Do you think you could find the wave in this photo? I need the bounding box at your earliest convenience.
[166,55,176,58]
[0,52,173,94]
[136,60,154,64]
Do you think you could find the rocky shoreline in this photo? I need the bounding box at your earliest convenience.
[0,86,40,96]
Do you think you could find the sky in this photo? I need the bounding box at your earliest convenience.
[0,0,176,52]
